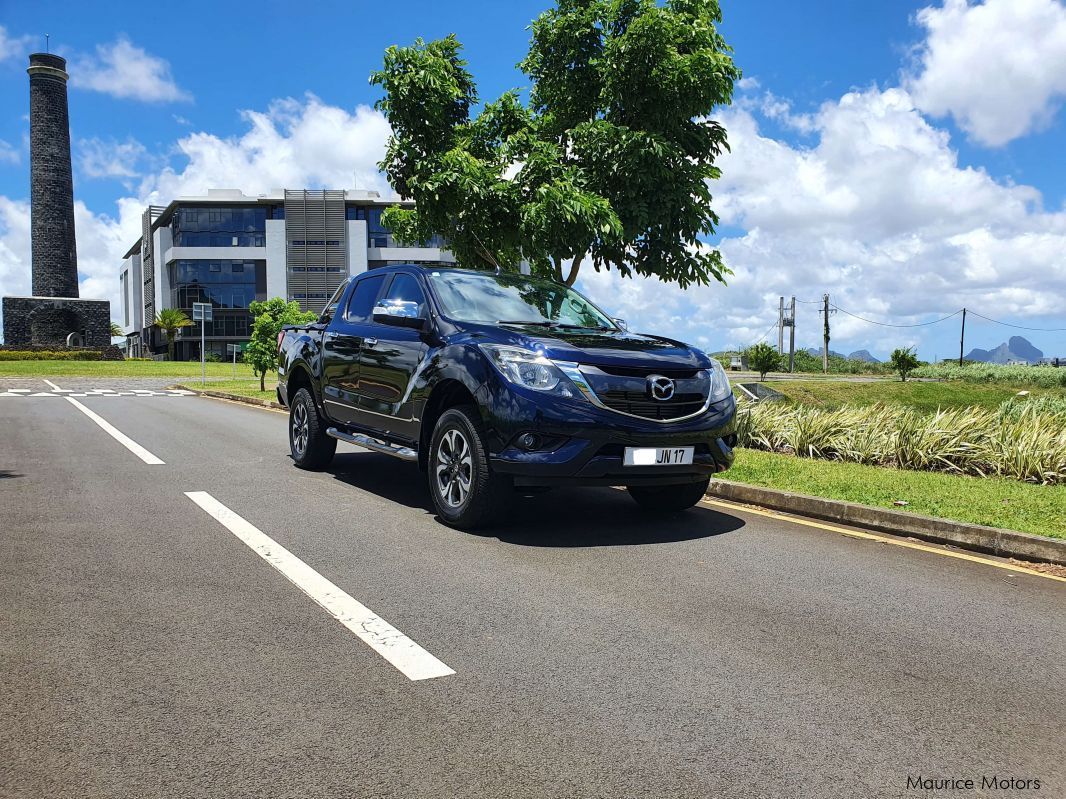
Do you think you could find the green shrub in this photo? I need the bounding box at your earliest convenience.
[0,350,104,361]
[737,400,1066,484]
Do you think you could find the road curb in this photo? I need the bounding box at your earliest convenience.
[706,479,1066,566]
[171,385,286,411]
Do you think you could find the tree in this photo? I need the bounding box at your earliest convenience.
[152,308,193,361]
[746,342,781,382]
[110,322,123,338]
[890,347,920,382]
[370,0,740,288]
[245,298,317,391]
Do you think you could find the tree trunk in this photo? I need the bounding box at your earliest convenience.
[562,252,585,287]
[167,331,175,361]
[259,371,265,392]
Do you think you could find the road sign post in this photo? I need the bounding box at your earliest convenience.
[192,303,213,386]
[227,343,241,378]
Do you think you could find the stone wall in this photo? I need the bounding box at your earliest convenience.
[2,297,111,347]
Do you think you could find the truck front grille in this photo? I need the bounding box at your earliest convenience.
[598,391,706,420]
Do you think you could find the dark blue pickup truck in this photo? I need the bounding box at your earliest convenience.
[277,264,736,529]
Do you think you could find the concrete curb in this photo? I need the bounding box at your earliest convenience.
[171,385,286,411]
[706,480,1066,565]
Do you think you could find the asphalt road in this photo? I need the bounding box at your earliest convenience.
[2,378,1063,799]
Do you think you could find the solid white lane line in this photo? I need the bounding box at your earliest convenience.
[184,491,456,682]
[43,379,62,391]
[65,397,165,465]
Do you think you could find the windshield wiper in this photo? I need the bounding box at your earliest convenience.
[497,319,559,328]
[554,323,615,331]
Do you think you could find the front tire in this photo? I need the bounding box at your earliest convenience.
[628,478,710,513]
[289,387,336,470]
[428,406,508,529]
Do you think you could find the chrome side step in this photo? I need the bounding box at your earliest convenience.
[326,427,418,462]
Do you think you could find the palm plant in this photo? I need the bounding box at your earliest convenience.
[152,308,194,361]
[110,322,123,338]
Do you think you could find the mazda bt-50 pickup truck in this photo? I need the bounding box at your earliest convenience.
[277,264,736,529]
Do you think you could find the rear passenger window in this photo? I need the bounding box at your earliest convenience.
[345,275,386,322]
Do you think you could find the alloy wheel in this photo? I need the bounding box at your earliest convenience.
[435,428,473,508]
[291,400,309,457]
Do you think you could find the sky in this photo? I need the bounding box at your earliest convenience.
[0,0,1065,360]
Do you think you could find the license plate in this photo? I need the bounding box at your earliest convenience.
[623,446,694,467]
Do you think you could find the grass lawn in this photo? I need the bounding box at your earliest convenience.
[726,449,1066,539]
[759,379,1060,412]
[178,379,278,400]
[0,359,261,379]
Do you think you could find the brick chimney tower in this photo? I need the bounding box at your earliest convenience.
[28,52,79,298]
[1,51,110,347]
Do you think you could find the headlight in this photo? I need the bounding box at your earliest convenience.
[479,344,571,393]
[708,358,731,402]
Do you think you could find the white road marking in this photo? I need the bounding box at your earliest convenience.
[42,379,62,391]
[64,397,165,465]
[184,491,456,682]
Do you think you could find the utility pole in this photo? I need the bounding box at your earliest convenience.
[822,293,831,374]
[788,296,796,373]
[778,296,785,354]
[959,307,967,367]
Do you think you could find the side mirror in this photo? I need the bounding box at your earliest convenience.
[372,301,426,330]
[612,317,628,332]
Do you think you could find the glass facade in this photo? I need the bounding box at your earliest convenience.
[168,259,265,358]
[345,204,446,249]
[171,205,266,247]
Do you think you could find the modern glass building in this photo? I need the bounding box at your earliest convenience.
[118,189,455,360]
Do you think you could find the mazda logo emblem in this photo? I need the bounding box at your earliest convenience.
[647,375,675,401]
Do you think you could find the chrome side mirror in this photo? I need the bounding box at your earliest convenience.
[612,317,628,332]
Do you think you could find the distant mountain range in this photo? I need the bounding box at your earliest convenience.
[965,336,1044,365]
[788,336,1053,365]
[802,347,881,363]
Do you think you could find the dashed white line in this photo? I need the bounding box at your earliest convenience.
[184,491,456,682]
[64,397,165,465]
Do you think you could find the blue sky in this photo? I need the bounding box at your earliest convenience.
[1,0,1064,358]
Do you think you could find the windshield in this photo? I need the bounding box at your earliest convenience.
[426,270,616,329]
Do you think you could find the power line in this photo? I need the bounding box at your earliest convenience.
[966,311,1066,333]
[830,305,963,328]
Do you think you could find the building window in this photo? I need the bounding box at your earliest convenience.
[270,205,285,220]
[171,205,266,247]
[168,260,262,340]
[345,206,367,221]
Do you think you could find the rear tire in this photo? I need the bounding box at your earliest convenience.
[289,387,336,470]
[428,405,509,530]
[627,478,710,513]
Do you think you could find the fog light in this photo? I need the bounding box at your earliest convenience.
[518,432,539,450]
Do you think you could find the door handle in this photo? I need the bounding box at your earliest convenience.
[364,337,378,348]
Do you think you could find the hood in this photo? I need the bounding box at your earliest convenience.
[458,322,711,371]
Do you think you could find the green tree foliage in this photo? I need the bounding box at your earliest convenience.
[110,322,123,338]
[152,308,193,361]
[746,342,782,381]
[890,347,921,382]
[370,0,740,288]
[246,298,317,391]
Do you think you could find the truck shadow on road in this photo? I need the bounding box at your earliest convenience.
[326,451,746,547]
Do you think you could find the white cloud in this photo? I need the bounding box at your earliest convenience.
[577,86,1066,359]
[142,95,391,202]
[70,37,191,103]
[0,140,19,165]
[0,25,33,63]
[908,0,1066,146]
[77,137,147,179]
[0,96,392,333]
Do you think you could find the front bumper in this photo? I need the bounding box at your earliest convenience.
[481,377,737,487]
